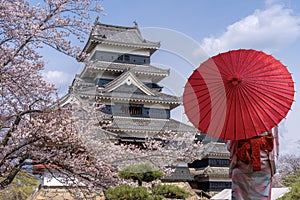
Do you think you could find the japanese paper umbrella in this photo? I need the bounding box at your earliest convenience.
[183,49,295,140]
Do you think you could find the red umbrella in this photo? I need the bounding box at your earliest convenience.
[183,49,294,140]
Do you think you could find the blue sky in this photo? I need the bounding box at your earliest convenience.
[41,0,300,154]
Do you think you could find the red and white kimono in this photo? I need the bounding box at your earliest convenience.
[227,130,277,200]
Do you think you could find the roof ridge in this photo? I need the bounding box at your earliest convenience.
[95,21,137,31]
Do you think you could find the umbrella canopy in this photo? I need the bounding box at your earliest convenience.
[183,49,294,140]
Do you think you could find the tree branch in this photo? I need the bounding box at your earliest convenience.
[1,109,44,146]
[0,154,29,189]
[0,135,41,167]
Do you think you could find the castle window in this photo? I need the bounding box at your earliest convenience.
[129,106,142,115]
[119,104,143,116]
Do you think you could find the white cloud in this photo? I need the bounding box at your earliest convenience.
[43,70,73,91]
[201,4,300,55]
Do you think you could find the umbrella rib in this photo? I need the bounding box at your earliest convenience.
[249,76,294,84]
[198,84,226,129]
[188,80,225,86]
[239,87,263,136]
[185,83,227,136]
[233,87,237,140]
[245,79,295,98]
[200,63,223,74]
[183,88,213,106]
[229,50,235,73]
[223,85,235,139]
[246,82,294,111]
[243,58,287,77]
[236,86,247,140]
[238,49,252,75]
[184,93,211,121]
[248,81,295,93]
[217,54,235,76]
[238,85,258,138]
[204,83,227,139]
[241,52,268,75]
[249,71,292,77]
[243,83,282,127]
[192,83,225,91]
[236,49,243,74]
[192,71,227,79]
[252,84,294,102]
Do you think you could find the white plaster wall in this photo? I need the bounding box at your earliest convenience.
[42,172,84,187]
[90,44,150,58]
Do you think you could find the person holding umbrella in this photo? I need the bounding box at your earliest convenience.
[227,128,278,199]
[183,49,294,199]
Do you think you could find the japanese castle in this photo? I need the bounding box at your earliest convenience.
[32,21,231,198]
[63,21,199,141]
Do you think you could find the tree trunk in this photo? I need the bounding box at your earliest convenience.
[138,179,142,186]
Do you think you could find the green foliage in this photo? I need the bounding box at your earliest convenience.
[152,184,190,199]
[108,165,189,200]
[131,186,149,200]
[278,170,300,200]
[118,163,164,186]
[105,185,149,200]
[146,194,164,200]
[0,171,40,200]
[106,183,190,200]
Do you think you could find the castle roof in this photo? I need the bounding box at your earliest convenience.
[80,60,169,82]
[196,142,230,159]
[190,166,229,178]
[69,72,182,107]
[98,92,181,107]
[68,84,181,107]
[104,116,199,137]
[82,22,160,55]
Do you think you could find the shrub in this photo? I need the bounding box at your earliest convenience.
[152,184,189,199]
[147,194,164,200]
[118,163,164,186]
[105,185,149,200]
[132,186,150,200]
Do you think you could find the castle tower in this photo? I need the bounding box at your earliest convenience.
[61,21,199,141]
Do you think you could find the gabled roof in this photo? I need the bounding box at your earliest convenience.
[104,71,154,96]
[59,92,82,107]
[82,21,160,55]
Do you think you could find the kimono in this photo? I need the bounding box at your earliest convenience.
[227,132,276,200]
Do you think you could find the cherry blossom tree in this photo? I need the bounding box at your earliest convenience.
[0,0,202,194]
[0,0,120,190]
[272,153,300,187]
